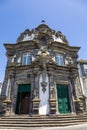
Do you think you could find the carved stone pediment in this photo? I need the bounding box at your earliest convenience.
[16,23,69,46]
[32,46,56,67]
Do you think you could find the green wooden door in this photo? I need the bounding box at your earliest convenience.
[15,84,31,114]
[57,84,71,114]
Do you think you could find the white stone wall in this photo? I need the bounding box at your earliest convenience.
[39,74,49,115]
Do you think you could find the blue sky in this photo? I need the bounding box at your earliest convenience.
[0,0,87,82]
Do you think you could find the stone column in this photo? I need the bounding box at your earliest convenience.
[74,77,85,114]
[10,79,17,116]
[3,76,12,116]
[32,73,40,114]
[69,65,84,114]
[48,72,56,114]
[69,82,76,114]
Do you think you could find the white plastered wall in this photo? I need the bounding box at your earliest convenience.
[39,74,49,115]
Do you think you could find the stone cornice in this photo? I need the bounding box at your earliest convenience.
[77,60,87,64]
[6,63,78,73]
[4,40,40,50]
[48,41,80,52]
[4,40,80,54]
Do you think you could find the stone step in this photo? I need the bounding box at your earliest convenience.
[0,115,87,128]
[0,119,87,124]
[1,117,87,121]
[0,122,86,127]
[1,115,87,120]
[0,118,87,124]
[1,114,87,119]
[0,113,76,117]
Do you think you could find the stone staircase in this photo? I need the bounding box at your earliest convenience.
[0,114,87,129]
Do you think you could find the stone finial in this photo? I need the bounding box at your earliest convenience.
[41,20,45,24]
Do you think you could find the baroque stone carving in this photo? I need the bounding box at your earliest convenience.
[41,81,47,93]
[1,23,83,116]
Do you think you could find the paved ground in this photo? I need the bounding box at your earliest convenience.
[0,124,87,130]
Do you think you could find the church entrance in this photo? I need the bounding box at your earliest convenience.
[57,84,71,114]
[15,84,31,114]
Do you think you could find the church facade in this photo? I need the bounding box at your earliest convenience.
[0,23,85,116]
